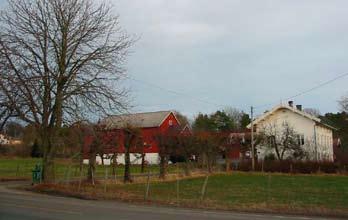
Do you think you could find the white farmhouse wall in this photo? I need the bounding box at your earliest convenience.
[0,134,10,145]
[255,107,333,161]
[83,153,160,165]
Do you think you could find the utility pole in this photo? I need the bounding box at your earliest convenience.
[251,106,255,171]
[314,125,318,161]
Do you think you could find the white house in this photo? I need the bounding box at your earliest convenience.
[0,134,10,145]
[247,102,336,161]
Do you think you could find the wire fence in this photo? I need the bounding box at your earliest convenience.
[1,159,347,213]
[50,163,348,213]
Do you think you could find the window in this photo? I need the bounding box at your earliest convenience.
[169,120,173,126]
[298,134,305,145]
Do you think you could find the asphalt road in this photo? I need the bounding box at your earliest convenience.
[0,182,339,220]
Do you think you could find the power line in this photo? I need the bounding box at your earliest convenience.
[254,72,348,109]
[124,74,227,108]
[122,71,348,114]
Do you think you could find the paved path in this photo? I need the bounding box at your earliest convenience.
[0,182,338,220]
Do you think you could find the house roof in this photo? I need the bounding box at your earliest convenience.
[100,111,179,129]
[247,104,337,130]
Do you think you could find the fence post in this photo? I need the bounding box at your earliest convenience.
[91,167,95,186]
[176,163,180,204]
[114,167,117,183]
[144,170,150,201]
[74,165,78,177]
[16,164,19,177]
[78,164,84,192]
[66,164,72,185]
[24,162,27,178]
[200,175,209,201]
[104,166,108,193]
[261,160,264,172]
[54,165,57,184]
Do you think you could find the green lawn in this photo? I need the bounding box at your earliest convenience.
[114,172,348,211]
[0,157,175,180]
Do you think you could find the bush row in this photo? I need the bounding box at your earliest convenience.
[0,144,31,157]
[233,160,348,174]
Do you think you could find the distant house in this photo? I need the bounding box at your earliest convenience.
[0,134,10,145]
[220,131,251,166]
[83,111,189,165]
[247,101,336,161]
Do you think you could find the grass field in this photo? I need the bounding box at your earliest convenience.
[0,157,176,181]
[114,173,348,211]
[3,157,348,216]
[31,172,348,217]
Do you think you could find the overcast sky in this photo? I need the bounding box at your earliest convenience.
[2,0,348,118]
[113,0,348,117]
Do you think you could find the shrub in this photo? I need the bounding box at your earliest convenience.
[0,143,31,157]
[31,140,43,158]
[235,160,346,174]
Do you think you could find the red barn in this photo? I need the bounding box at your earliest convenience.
[225,131,251,161]
[83,111,186,165]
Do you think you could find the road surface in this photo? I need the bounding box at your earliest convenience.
[0,182,338,220]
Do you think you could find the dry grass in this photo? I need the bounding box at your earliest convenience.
[29,172,348,218]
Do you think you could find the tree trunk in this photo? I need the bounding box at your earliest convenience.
[100,154,104,165]
[200,152,207,169]
[124,146,132,183]
[141,153,145,173]
[87,152,96,184]
[225,155,231,172]
[41,128,56,183]
[41,86,63,183]
[79,146,84,172]
[42,152,55,182]
[159,154,167,179]
[184,160,191,176]
[274,145,282,161]
[207,154,213,173]
[112,154,117,176]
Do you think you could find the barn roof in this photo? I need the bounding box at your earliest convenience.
[100,111,178,129]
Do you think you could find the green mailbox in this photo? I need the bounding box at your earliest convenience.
[32,164,42,184]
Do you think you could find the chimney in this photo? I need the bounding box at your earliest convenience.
[288,101,294,107]
[296,105,302,111]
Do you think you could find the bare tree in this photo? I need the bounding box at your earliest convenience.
[177,134,196,176]
[224,107,243,129]
[154,130,178,179]
[173,111,190,125]
[195,132,224,173]
[0,0,133,182]
[339,95,348,112]
[140,142,150,173]
[0,95,18,132]
[259,122,307,161]
[84,124,118,184]
[303,108,321,117]
[65,121,90,170]
[122,125,142,183]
